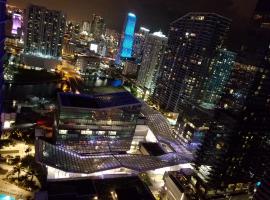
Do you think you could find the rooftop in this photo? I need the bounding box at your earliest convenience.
[36,139,178,174]
[58,91,141,109]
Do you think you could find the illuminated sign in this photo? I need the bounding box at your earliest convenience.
[12,13,22,35]
[120,13,136,58]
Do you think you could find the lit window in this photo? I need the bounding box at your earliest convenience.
[97,131,105,135]
[109,131,117,136]
[216,143,222,149]
[59,130,67,134]
[81,130,92,135]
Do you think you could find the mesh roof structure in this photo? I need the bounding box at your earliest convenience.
[56,139,133,154]
[36,101,194,174]
[140,102,193,160]
[36,140,189,174]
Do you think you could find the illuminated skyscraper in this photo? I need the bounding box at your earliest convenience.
[133,27,150,63]
[0,0,6,131]
[90,14,105,40]
[120,13,136,59]
[81,20,90,35]
[24,5,66,58]
[201,49,236,108]
[152,13,231,112]
[11,13,22,36]
[137,31,167,94]
[168,50,270,199]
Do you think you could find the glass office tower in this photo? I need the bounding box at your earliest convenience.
[0,0,6,132]
[55,92,142,153]
[120,13,136,58]
[152,13,231,112]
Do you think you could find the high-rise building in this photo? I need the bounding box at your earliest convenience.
[65,21,74,37]
[0,0,6,132]
[104,28,120,58]
[11,13,22,36]
[81,20,90,35]
[90,14,105,40]
[188,33,270,200]
[55,92,142,153]
[175,102,214,149]
[201,49,236,109]
[119,13,136,59]
[246,0,270,62]
[221,53,270,182]
[152,13,231,112]
[5,5,23,38]
[133,27,150,63]
[137,31,167,94]
[24,5,66,58]
[252,0,270,29]
[219,58,259,112]
[248,1,270,198]
[188,3,270,198]
[192,57,270,197]
[122,60,138,77]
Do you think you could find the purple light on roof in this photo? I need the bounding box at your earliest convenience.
[12,13,22,35]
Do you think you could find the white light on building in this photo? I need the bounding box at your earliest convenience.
[90,43,98,53]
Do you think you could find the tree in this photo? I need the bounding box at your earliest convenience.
[11,164,24,181]
[20,155,47,189]
[25,147,32,155]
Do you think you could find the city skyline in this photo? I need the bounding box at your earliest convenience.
[1,0,270,199]
[8,0,258,49]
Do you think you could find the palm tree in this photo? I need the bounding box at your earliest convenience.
[26,169,37,182]
[12,164,22,180]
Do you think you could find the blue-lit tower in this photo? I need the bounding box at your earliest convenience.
[117,13,136,62]
[0,0,7,132]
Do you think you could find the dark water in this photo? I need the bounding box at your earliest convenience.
[84,76,123,87]
[4,77,123,100]
[4,82,60,100]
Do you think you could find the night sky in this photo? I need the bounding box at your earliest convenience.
[8,0,258,49]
